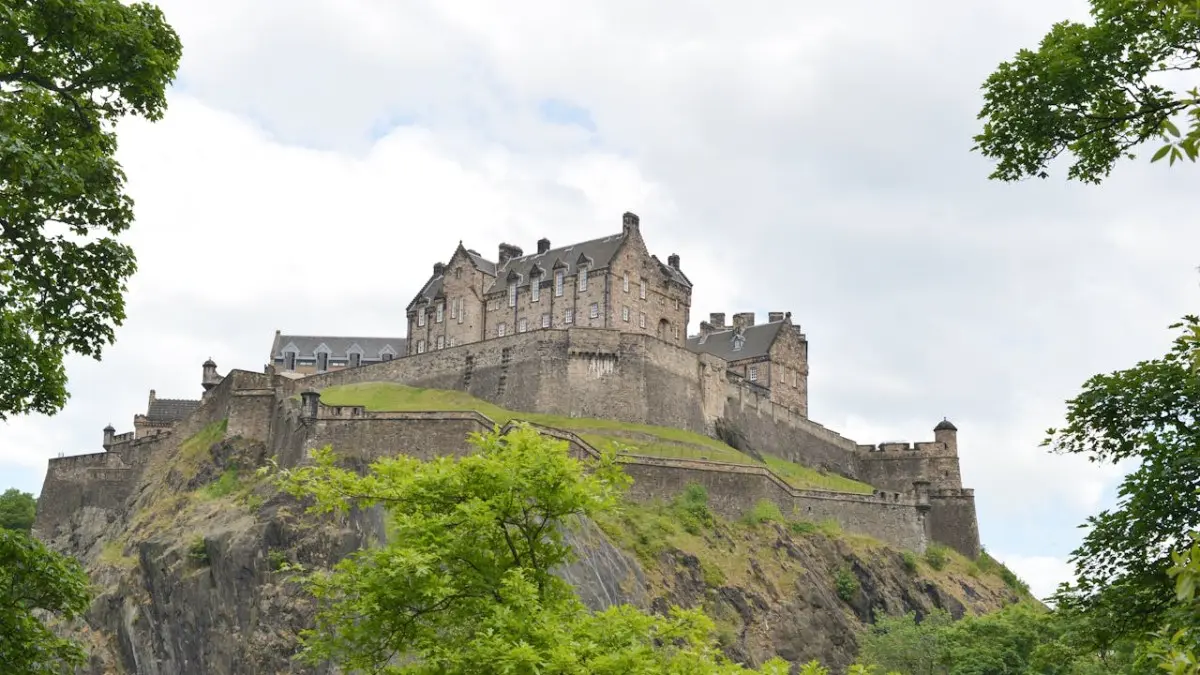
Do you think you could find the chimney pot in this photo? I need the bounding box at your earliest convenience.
[537,238,550,254]
[709,312,726,329]
[668,253,680,269]
[768,311,785,322]
[433,262,446,276]
[622,211,640,235]
[498,243,523,266]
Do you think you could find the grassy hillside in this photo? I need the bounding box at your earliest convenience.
[319,382,875,494]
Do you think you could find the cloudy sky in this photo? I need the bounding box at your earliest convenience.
[3,0,1197,600]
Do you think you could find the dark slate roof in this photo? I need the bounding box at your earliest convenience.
[934,419,958,432]
[271,334,407,359]
[147,398,200,422]
[483,232,626,294]
[466,249,497,276]
[686,321,784,362]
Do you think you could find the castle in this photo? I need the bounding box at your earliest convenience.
[37,212,981,559]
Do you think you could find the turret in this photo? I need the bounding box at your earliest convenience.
[102,424,115,451]
[300,389,320,419]
[202,358,221,391]
[934,418,958,453]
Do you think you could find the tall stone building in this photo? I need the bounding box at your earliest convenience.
[405,212,693,354]
[688,311,810,416]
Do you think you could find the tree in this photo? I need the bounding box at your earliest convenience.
[275,424,791,674]
[0,488,36,533]
[974,0,1200,183]
[0,529,93,674]
[0,0,182,419]
[1044,317,1200,646]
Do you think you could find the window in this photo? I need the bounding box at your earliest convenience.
[622,306,630,322]
[589,303,599,319]
[675,298,680,310]
[349,353,361,368]
[436,335,444,349]
[564,308,574,324]
[284,351,296,370]
[508,281,517,307]
[518,318,528,333]
[673,326,680,340]
[455,267,462,279]
[418,310,425,327]
[639,313,646,329]
[554,270,564,296]
[531,274,541,302]
[450,298,457,319]
[623,272,629,292]
[449,337,456,347]
[436,303,444,323]
[382,352,393,361]
[417,340,426,354]
[457,299,465,324]
[498,323,506,337]
[578,266,588,291]
[640,278,646,299]
[541,313,550,328]
[749,365,758,382]
[317,352,328,371]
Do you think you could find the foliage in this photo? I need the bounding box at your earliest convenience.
[924,544,950,571]
[858,610,956,675]
[0,0,182,419]
[199,468,240,500]
[743,499,784,526]
[1044,317,1200,643]
[0,529,93,674]
[1138,531,1200,673]
[274,424,790,674]
[836,566,860,602]
[902,551,919,573]
[0,487,36,532]
[187,536,208,565]
[675,483,716,535]
[974,0,1200,183]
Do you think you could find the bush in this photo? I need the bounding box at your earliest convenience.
[744,500,784,525]
[188,536,210,565]
[901,551,918,573]
[835,566,860,602]
[267,548,288,572]
[789,520,818,535]
[673,484,714,534]
[924,544,950,571]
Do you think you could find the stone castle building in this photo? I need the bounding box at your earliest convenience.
[44,211,982,561]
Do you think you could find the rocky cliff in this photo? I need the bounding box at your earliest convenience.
[38,429,1023,674]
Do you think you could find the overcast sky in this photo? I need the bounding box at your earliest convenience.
[2,0,1197,600]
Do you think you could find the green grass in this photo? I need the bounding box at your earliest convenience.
[177,419,229,481]
[319,382,877,494]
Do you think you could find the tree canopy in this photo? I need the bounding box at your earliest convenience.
[974,0,1200,183]
[0,529,93,674]
[276,425,793,674]
[0,488,36,533]
[0,0,181,419]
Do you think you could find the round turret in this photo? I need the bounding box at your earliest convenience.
[102,423,116,451]
[202,358,221,391]
[934,418,957,432]
[933,418,958,452]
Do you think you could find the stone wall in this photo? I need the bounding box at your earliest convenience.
[854,442,964,492]
[927,490,981,558]
[722,382,859,476]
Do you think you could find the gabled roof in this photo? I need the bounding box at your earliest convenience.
[686,321,785,362]
[407,243,498,310]
[146,398,200,422]
[271,334,406,359]
[484,232,626,294]
[651,254,691,288]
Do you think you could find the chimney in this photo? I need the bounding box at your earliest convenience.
[622,211,640,236]
[668,253,680,270]
[148,389,156,407]
[768,311,785,323]
[709,312,726,329]
[537,238,551,254]
[433,262,446,276]
[698,321,714,337]
[498,243,523,266]
[732,312,755,330]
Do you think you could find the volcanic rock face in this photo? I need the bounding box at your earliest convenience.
[39,437,1018,674]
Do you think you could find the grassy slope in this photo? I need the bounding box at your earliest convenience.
[319,382,875,494]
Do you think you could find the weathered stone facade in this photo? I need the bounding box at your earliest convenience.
[689,311,810,416]
[268,332,406,375]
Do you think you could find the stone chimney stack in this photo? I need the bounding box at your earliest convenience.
[498,243,523,266]
[668,253,680,270]
[622,211,640,237]
[732,312,755,330]
[433,262,446,276]
[768,311,785,322]
[537,238,551,254]
[708,313,726,329]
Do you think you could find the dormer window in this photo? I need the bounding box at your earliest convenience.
[508,281,517,307]
[531,273,541,302]
[436,303,444,323]
[349,352,361,368]
[418,309,426,327]
[554,270,564,296]
[733,335,745,351]
[578,265,589,292]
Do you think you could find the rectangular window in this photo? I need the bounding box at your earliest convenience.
[518,318,528,333]
[541,313,550,328]
[458,299,465,324]
[579,266,588,292]
[554,270,564,296]
[675,298,680,310]
[622,306,630,322]
[623,273,629,292]
[449,337,455,347]
[417,340,426,354]
[639,313,646,329]
[589,303,599,319]
[673,326,680,340]
[382,353,393,362]
[532,275,541,302]
[498,323,506,337]
[284,352,296,370]
[450,298,457,319]
[564,308,574,324]
[749,365,758,382]
[436,335,444,349]
[508,281,517,307]
[317,352,328,371]
[640,279,646,299]
[349,353,361,368]
[436,303,444,323]
[418,310,425,327]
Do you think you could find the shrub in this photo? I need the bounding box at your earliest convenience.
[901,551,918,573]
[700,558,726,588]
[267,548,288,572]
[673,483,714,534]
[817,518,842,536]
[200,468,241,499]
[188,536,210,565]
[789,520,818,535]
[835,566,860,602]
[744,500,784,525]
[924,544,950,571]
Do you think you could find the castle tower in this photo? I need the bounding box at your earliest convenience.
[102,424,115,451]
[934,418,958,453]
[202,358,221,391]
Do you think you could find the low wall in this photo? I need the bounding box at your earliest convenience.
[854,444,963,492]
[722,383,859,476]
